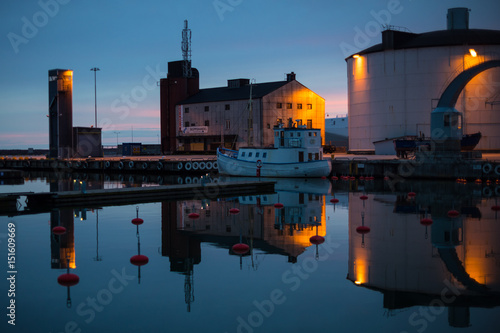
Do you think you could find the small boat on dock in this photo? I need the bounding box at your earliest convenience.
[217,122,331,178]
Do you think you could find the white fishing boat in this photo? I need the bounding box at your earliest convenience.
[217,122,331,178]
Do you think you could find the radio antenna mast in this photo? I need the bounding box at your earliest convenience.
[181,20,192,78]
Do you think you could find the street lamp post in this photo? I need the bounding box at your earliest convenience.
[90,67,100,128]
[114,131,120,155]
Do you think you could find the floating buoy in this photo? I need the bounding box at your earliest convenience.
[52,226,66,235]
[331,176,339,181]
[330,198,339,204]
[447,210,460,218]
[130,254,149,266]
[360,195,368,200]
[408,192,416,198]
[229,208,240,214]
[57,273,79,287]
[274,203,284,209]
[384,176,389,181]
[321,176,327,179]
[420,218,433,225]
[349,176,356,180]
[131,218,143,225]
[232,243,249,255]
[491,205,500,211]
[356,226,370,234]
[359,176,365,180]
[475,179,482,184]
[310,235,325,245]
[188,212,200,219]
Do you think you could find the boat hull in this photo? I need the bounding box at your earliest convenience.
[217,150,331,178]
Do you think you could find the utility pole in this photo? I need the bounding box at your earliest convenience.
[90,67,100,127]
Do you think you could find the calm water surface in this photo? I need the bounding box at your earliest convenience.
[1,175,500,332]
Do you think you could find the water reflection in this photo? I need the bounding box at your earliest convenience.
[346,180,500,328]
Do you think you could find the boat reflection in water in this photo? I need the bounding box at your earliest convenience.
[161,177,330,310]
[346,180,500,328]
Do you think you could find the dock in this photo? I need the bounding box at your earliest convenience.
[1,181,275,215]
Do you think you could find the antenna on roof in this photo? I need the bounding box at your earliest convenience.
[181,20,192,78]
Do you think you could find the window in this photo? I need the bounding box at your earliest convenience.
[314,132,317,136]
[225,120,230,129]
[307,119,312,129]
[248,152,253,157]
[276,102,282,109]
[204,106,209,112]
[185,121,189,127]
[307,104,312,109]
[255,152,260,157]
[267,123,270,129]
[297,103,302,109]
[184,107,189,113]
[225,104,230,110]
[315,153,319,160]
[241,152,246,157]
[263,152,267,158]
[286,103,292,109]
[290,133,293,137]
[205,120,210,126]
[275,132,279,137]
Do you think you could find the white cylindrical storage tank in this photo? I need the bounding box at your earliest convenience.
[346,10,500,153]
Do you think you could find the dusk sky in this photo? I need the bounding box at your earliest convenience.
[1,0,499,148]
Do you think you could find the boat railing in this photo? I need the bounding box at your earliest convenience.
[217,147,238,158]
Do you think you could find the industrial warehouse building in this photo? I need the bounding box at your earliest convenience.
[160,61,325,153]
[346,8,500,153]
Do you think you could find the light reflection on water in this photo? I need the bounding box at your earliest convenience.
[0,176,499,332]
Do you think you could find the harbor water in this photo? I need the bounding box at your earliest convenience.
[1,174,500,333]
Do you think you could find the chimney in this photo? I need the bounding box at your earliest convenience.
[447,8,470,30]
[286,72,296,82]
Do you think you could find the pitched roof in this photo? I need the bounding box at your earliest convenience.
[179,80,290,104]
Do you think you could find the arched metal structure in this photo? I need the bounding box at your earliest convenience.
[437,60,500,108]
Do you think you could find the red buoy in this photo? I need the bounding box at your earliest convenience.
[447,210,460,218]
[384,176,389,181]
[331,176,339,181]
[356,226,370,234]
[321,176,327,179]
[330,198,339,204]
[420,218,433,226]
[232,243,250,255]
[130,254,149,266]
[359,176,365,180]
[408,192,416,198]
[491,205,500,211]
[57,273,79,287]
[131,218,144,225]
[310,235,325,245]
[229,208,240,214]
[188,212,200,219]
[360,195,368,200]
[274,203,284,209]
[52,226,66,235]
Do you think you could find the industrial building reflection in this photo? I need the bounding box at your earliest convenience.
[347,181,500,328]
[161,178,329,311]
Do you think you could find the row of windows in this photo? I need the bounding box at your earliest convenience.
[276,103,312,110]
[184,105,231,113]
[240,151,267,158]
[273,131,317,138]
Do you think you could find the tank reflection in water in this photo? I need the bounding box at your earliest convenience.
[1,177,500,332]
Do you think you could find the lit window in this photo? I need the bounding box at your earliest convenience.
[286,103,292,109]
[276,103,282,109]
[307,104,312,109]
[297,103,302,109]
